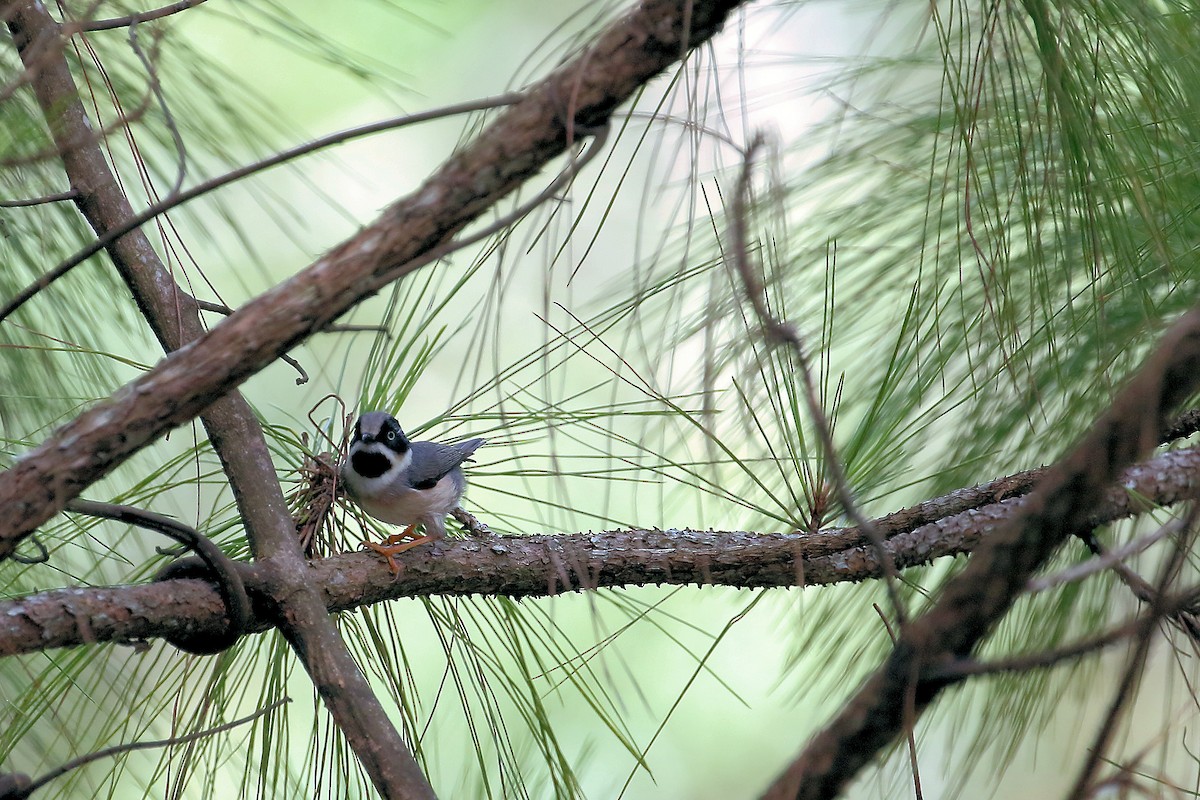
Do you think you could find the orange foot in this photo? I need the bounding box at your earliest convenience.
[361,524,435,575]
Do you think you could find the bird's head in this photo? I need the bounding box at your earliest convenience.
[348,411,411,479]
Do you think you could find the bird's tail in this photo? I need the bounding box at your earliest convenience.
[457,438,486,459]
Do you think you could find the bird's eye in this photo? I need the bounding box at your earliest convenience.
[385,430,397,442]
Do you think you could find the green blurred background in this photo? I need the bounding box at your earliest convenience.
[3,0,1199,797]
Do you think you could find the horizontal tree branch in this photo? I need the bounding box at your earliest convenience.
[5,444,1198,658]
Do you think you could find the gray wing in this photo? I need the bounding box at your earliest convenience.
[407,439,485,490]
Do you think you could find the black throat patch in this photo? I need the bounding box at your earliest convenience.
[351,450,392,479]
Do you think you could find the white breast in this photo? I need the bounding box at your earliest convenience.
[342,466,462,536]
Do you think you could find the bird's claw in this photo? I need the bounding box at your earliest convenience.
[361,535,435,576]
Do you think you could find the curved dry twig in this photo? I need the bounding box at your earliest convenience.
[730,134,907,624]
[8,535,47,564]
[64,499,250,654]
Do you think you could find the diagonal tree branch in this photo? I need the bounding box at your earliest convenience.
[8,3,425,797]
[761,307,1200,800]
[0,0,749,560]
[6,2,438,795]
[5,442,1199,658]
[2,0,752,796]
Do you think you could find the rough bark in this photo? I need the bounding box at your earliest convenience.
[5,2,441,795]
[762,307,1200,800]
[2,0,752,796]
[0,0,747,559]
[5,442,1198,657]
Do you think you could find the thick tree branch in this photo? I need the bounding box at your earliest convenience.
[5,443,1199,658]
[6,4,436,796]
[3,1,751,796]
[0,0,747,557]
[762,307,1200,800]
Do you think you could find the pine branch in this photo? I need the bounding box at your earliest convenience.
[5,443,1198,658]
[4,2,437,795]
[1,0,751,795]
[0,0,748,558]
[761,306,1200,800]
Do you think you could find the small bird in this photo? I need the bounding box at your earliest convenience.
[340,411,485,574]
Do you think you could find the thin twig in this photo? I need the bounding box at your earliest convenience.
[0,189,78,207]
[1079,531,1162,605]
[196,298,385,334]
[127,19,186,196]
[1065,505,1200,800]
[873,603,923,800]
[287,358,309,385]
[1078,524,1200,642]
[193,297,252,316]
[0,93,524,325]
[11,697,288,799]
[322,323,389,334]
[730,133,907,624]
[1027,519,1181,594]
[193,299,379,384]
[80,0,208,31]
[925,583,1200,681]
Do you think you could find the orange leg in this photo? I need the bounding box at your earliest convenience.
[379,524,420,547]
[362,525,436,575]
